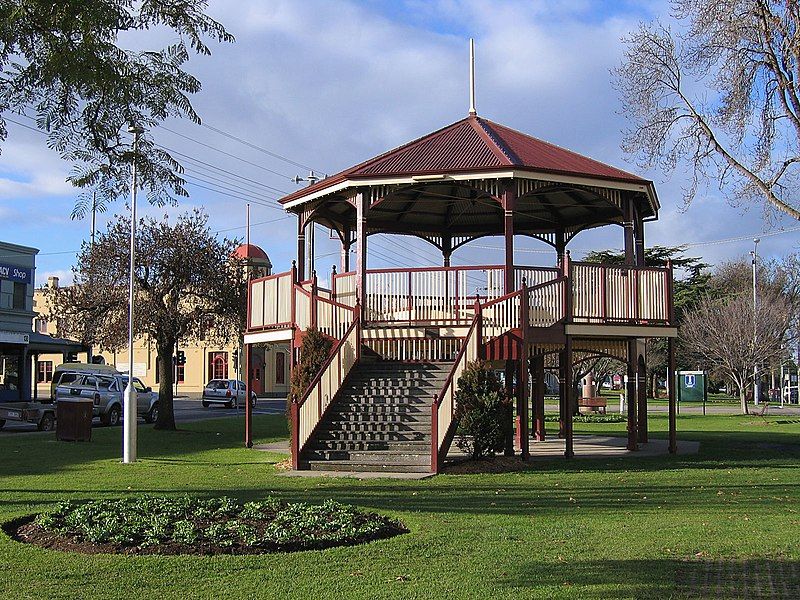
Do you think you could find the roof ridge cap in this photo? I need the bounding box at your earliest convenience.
[473,117,520,166]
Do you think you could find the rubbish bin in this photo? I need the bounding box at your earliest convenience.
[56,398,93,442]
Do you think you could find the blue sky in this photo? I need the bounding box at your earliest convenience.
[0,0,797,285]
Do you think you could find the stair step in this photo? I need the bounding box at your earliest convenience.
[325,412,431,423]
[310,440,430,452]
[304,449,430,463]
[331,404,430,415]
[315,431,429,442]
[302,460,432,473]
[322,421,430,432]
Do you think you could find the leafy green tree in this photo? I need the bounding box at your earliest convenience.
[0,0,233,215]
[45,209,245,430]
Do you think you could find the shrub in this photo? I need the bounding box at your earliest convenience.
[289,328,333,402]
[453,360,509,459]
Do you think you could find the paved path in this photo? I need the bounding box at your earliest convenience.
[0,396,288,434]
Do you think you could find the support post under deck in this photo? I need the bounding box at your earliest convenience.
[668,337,677,454]
[533,355,546,441]
[626,339,638,451]
[244,343,252,448]
[564,336,574,458]
[558,350,567,439]
[637,354,648,444]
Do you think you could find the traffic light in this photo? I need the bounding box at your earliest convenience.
[176,350,186,366]
[232,351,239,372]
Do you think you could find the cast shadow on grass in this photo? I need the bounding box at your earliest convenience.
[500,558,800,599]
[0,414,289,479]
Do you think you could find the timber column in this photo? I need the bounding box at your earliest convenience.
[626,339,638,451]
[355,190,368,306]
[244,343,252,448]
[296,216,306,281]
[532,354,546,441]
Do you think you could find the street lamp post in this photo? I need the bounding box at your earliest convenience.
[123,124,144,464]
[751,237,760,406]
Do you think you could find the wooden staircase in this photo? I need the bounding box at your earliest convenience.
[300,362,450,472]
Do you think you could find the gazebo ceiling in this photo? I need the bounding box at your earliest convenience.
[281,114,659,237]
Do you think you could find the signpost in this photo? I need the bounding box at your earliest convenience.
[676,370,708,415]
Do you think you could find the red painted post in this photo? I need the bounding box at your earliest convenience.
[244,343,252,448]
[564,335,574,459]
[331,264,337,302]
[626,338,638,451]
[533,354,546,441]
[502,184,516,295]
[296,217,306,281]
[668,337,677,454]
[474,298,483,359]
[310,270,318,329]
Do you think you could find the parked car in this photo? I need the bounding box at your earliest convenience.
[202,379,257,409]
[50,362,120,400]
[54,373,159,426]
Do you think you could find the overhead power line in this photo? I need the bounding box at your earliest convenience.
[201,122,323,173]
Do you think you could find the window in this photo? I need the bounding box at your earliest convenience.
[275,352,286,385]
[209,352,228,380]
[37,361,53,383]
[34,317,48,334]
[12,282,26,310]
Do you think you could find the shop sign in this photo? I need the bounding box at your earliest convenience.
[0,263,34,284]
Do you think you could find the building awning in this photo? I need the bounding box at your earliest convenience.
[26,332,90,355]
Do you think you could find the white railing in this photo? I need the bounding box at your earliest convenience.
[515,266,559,289]
[248,271,293,329]
[293,316,360,461]
[363,337,463,361]
[294,287,311,331]
[528,277,566,327]
[316,297,355,339]
[333,271,357,307]
[570,262,670,324]
[431,313,482,473]
[481,291,522,341]
[364,265,536,324]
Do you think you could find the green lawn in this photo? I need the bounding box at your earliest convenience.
[1,413,799,599]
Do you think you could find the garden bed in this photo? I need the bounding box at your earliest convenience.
[7,495,406,556]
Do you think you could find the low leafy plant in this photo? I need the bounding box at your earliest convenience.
[32,495,405,554]
[454,360,509,459]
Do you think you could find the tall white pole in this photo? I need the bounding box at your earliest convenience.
[469,38,477,116]
[752,237,760,405]
[124,125,143,464]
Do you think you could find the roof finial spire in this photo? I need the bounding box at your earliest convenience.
[469,38,477,116]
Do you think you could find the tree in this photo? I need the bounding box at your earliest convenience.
[614,1,800,221]
[682,290,796,413]
[45,209,245,430]
[0,0,233,215]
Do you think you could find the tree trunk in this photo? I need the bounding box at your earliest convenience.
[154,338,177,430]
[650,371,659,399]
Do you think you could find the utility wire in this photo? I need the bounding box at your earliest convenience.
[200,122,323,173]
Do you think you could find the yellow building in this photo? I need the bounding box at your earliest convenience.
[31,244,290,398]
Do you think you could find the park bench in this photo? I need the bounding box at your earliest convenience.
[578,397,607,415]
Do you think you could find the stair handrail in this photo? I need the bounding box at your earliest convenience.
[290,306,361,469]
[430,302,483,473]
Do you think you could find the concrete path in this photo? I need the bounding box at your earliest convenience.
[447,434,699,462]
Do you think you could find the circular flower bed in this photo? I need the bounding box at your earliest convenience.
[10,495,406,555]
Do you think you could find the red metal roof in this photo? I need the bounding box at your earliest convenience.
[280,115,648,205]
[232,243,270,261]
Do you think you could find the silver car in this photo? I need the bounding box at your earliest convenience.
[202,379,257,409]
[54,373,159,426]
